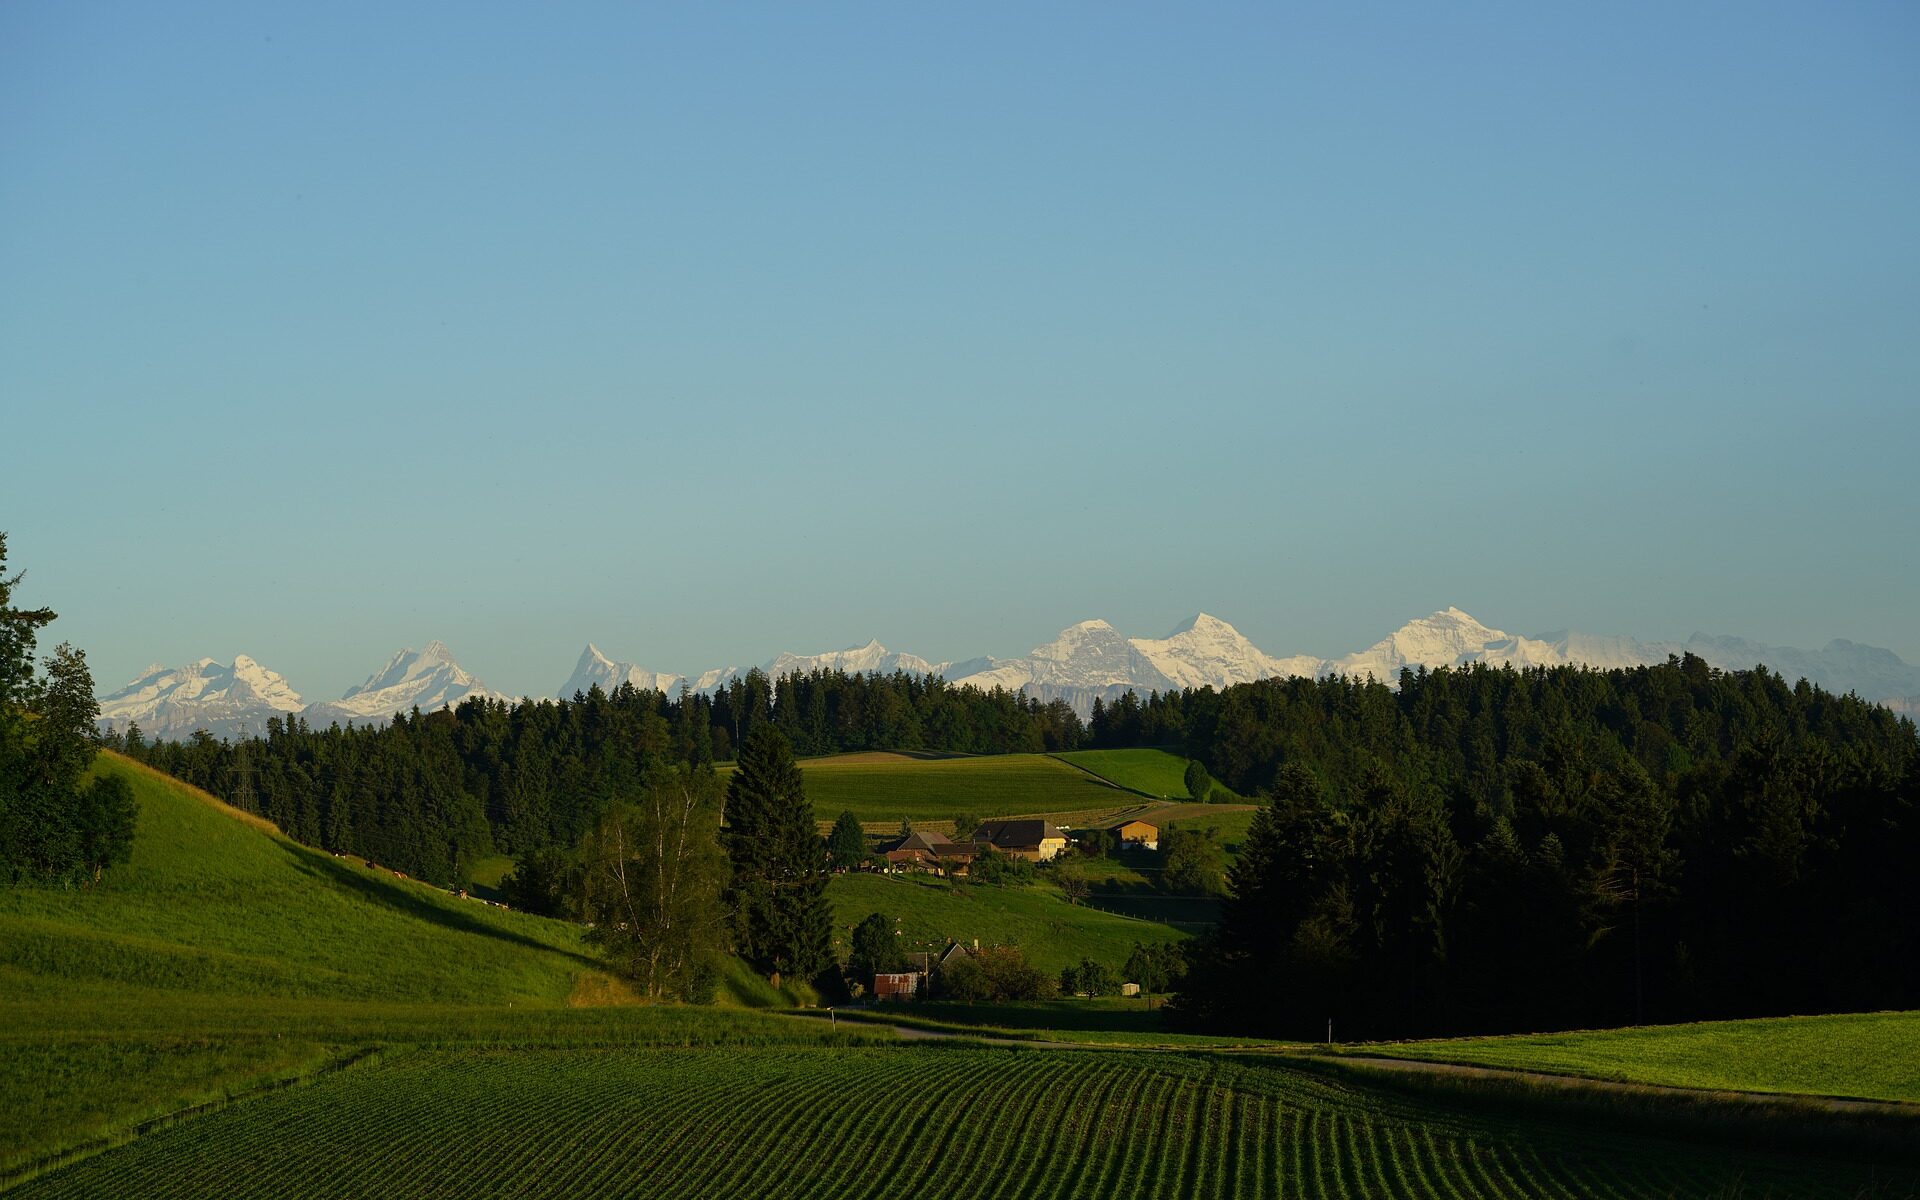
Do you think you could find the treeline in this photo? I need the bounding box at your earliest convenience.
[111,668,1083,885]
[1144,657,1920,1038]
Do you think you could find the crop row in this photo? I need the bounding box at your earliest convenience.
[14,1046,1902,1199]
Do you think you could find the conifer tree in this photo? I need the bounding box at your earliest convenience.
[722,727,832,981]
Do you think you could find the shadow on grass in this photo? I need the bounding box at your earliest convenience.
[916,1000,1168,1034]
[275,843,602,970]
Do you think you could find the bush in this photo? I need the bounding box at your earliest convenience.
[941,945,1054,1002]
[970,847,1034,886]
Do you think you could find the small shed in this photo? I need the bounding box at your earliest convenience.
[1120,982,1141,998]
[873,972,920,1001]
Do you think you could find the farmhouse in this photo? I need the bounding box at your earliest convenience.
[878,827,975,874]
[1114,819,1159,851]
[970,818,1069,862]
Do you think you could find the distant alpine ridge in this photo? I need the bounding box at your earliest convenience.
[101,609,1920,740]
[99,641,506,741]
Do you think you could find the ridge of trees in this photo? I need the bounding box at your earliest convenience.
[1158,658,1920,1038]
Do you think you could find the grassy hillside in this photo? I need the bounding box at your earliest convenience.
[1357,1010,1920,1103]
[0,754,849,1181]
[1053,748,1243,802]
[827,872,1183,975]
[787,751,1139,826]
[0,754,603,1006]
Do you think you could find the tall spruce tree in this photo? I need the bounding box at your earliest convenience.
[722,726,832,981]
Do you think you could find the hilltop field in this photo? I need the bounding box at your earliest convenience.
[4,753,1915,1198]
[757,747,1261,835]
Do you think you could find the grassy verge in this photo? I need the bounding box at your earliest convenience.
[1350,1010,1920,1103]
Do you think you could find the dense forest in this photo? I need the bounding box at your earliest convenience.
[1145,658,1920,1038]
[111,669,1083,885]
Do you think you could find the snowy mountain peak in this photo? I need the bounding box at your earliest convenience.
[559,644,684,699]
[950,619,1175,698]
[312,642,501,726]
[763,639,938,680]
[96,655,305,741]
[1133,613,1322,691]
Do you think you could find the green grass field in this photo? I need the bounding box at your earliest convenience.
[788,751,1140,825]
[1357,1010,1920,1103]
[11,1042,1904,1200]
[828,872,1184,975]
[1053,748,1243,802]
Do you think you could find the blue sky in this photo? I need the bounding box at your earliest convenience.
[4,2,1916,701]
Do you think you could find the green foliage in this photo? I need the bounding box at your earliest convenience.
[1124,941,1185,1001]
[938,944,1053,1002]
[1159,826,1226,895]
[967,845,1034,886]
[723,728,832,982]
[826,810,867,871]
[1048,856,1090,904]
[498,846,578,917]
[845,911,905,980]
[949,811,980,840]
[1184,757,1211,802]
[1060,957,1116,997]
[1076,827,1115,858]
[1150,659,1920,1038]
[579,766,728,1000]
[0,535,133,888]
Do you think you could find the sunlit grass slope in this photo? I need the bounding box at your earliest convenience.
[827,872,1183,975]
[1358,1010,1920,1103]
[1052,748,1243,802]
[0,753,602,1006]
[787,751,1137,824]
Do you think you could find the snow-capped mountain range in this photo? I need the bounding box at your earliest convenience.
[96,655,305,742]
[101,609,1920,740]
[98,642,506,740]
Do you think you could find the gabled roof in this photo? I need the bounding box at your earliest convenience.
[971,818,1066,850]
[880,828,967,856]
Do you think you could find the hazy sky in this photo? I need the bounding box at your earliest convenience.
[5,2,1917,702]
